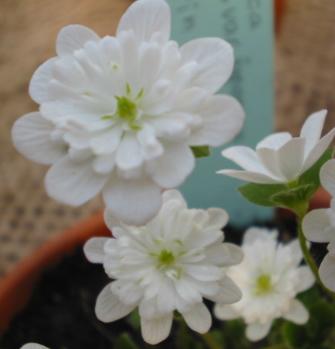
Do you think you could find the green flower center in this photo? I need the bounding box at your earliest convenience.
[157,249,175,267]
[115,96,137,123]
[101,84,144,131]
[254,274,273,295]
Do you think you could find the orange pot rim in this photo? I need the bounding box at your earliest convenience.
[0,211,110,334]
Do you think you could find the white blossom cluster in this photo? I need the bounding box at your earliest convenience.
[12,0,334,347]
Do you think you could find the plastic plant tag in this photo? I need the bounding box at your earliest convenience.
[168,0,274,225]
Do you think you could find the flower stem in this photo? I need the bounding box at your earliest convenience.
[297,220,321,282]
[174,315,221,349]
[296,214,335,300]
[201,333,222,349]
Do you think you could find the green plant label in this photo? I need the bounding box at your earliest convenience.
[168,0,274,224]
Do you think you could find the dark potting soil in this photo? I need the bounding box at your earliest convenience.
[0,219,327,349]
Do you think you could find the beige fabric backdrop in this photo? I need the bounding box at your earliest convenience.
[0,0,335,277]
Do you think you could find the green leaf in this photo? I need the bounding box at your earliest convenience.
[239,182,287,207]
[114,333,139,349]
[191,146,211,158]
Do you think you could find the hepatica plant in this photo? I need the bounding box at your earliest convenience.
[11,0,335,348]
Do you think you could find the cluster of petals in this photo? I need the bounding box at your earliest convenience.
[84,190,243,344]
[303,159,335,292]
[21,345,48,349]
[12,0,244,225]
[214,228,314,341]
[219,110,335,184]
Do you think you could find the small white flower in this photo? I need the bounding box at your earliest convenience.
[218,110,335,184]
[84,190,243,345]
[12,0,244,225]
[214,228,314,342]
[303,159,335,292]
[21,344,49,349]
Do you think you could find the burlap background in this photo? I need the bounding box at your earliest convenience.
[0,0,334,278]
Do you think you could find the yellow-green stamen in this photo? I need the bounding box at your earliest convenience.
[157,249,175,267]
[254,274,273,295]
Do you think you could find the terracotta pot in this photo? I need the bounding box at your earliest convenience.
[0,212,110,334]
[275,0,286,33]
[310,188,331,210]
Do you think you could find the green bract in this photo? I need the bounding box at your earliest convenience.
[238,149,333,215]
[191,146,211,158]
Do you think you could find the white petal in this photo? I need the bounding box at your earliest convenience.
[283,300,309,325]
[83,237,109,263]
[162,189,187,207]
[95,283,135,322]
[12,112,66,165]
[246,322,272,342]
[189,95,245,147]
[319,253,335,292]
[300,110,327,154]
[256,147,285,180]
[206,243,243,267]
[182,303,212,334]
[93,153,116,174]
[45,156,108,206]
[56,24,99,56]
[140,313,173,345]
[243,227,277,245]
[117,0,171,44]
[175,87,209,112]
[295,266,315,293]
[217,169,278,184]
[116,133,143,171]
[221,146,265,172]
[287,239,303,266]
[320,159,335,197]
[21,344,49,349]
[257,132,292,150]
[303,208,334,243]
[211,276,242,304]
[207,208,229,230]
[69,147,92,162]
[148,142,195,188]
[276,138,305,181]
[214,304,239,320]
[302,128,335,172]
[139,42,163,90]
[185,265,222,282]
[148,114,189,141]
[103,207,124,231]
[103,176,162,226]
[137,124,163,161]
[180,38,233,93]
[90,127,122,155]
[29,58,57,103]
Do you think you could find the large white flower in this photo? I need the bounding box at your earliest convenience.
[12,0,244,225]
[84,190,243,345]
[214,228,314,342]
[218,110,334,184]
[303,159,335,292]
[21,345,48,349]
